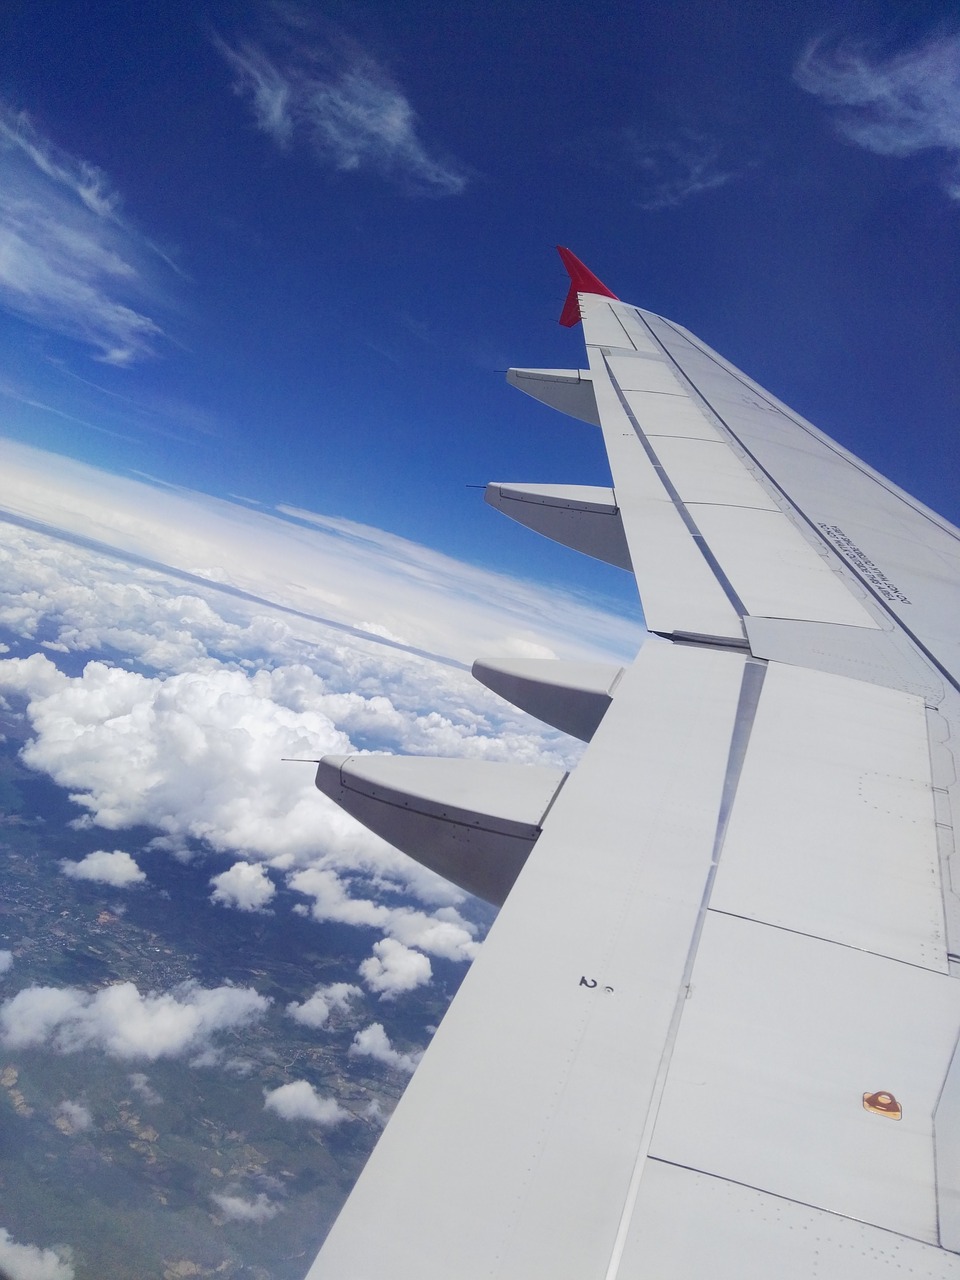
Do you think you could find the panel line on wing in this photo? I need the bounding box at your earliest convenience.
[645,1157,940,1250]
[603,657,767,1280]
[653,311,960,552]
[707,907,948,975]
[635,310,960,697]
[602,353,750,622]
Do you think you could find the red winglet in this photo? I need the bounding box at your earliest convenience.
[557,246,618,327]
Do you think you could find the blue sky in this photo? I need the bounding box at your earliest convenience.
[1,0,959,613]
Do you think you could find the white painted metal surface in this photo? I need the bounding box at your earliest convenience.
[607,353,686,396]
[619,1162,960,1279]
[691,503,880,625]
[711,663,947,969]
[649,435,780,509]
[640,306,960,682]
[620,386,726,440]
[485,482,633,570]
[471,657,623,741]
[308,643,747,1279]
[315,756,566,905]
[586,348,746,639]
[505,367,601,425]
[649,911,960,1241]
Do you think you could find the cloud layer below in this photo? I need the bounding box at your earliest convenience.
[0,980,268,1061]
[0,438,640,1006]
[0,1228,74,1280]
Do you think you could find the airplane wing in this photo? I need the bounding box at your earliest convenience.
[306,250,960,1278]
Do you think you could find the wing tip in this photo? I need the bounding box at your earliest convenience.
[556,246,618,327]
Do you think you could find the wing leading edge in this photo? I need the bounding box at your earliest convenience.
[305,252,960,1278]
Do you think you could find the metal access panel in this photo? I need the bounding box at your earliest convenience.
[649,911,960,1242]
[711,661,947,969]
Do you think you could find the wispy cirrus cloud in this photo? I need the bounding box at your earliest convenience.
[794,30,960,201]
[582,125,741,211]
[0,105,169,364]
[627,130,739,211]
[213,23,468,196]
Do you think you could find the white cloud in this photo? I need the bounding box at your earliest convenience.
[0,980,269,1061]
[214,39,294,147]
[286,981,361,1029]
[209,861,275,912]
[56,1100,92,1132]
[358,938,431,998]
[794,31,960,200]
[0,439,641,672]
[363,1097,387,1125]
[214,27,467,196]
[350,1021,421,1074]
[0,441,639,991]
[289,869,478,963]
[585,126,739,211]
[0,1228,74,1280]
[210,1191,281,1223]
[263,1079,351,1126]
[0,103,167,363]
[128,1072,161,1105]
[0,951,12,975]
[59,849,146,887]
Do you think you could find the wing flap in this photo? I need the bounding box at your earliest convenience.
[620,1163,960,1279]
[307,641,748,1279]
[710,662,947,968]
[647,911,960,1241]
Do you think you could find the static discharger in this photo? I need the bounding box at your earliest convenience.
[863,1090,902,1119]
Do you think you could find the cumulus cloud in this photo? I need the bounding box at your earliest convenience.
[59,848,146,887]
[214,23,467,195]
[358,937,431,998]
[286,981,361,1029]
[0,980,269,1061]
[795,30,960,201]
[263,1079,351,1126]
[0,951,12,975]
[209,861,275,912]
[0,103,167,363]
[0,442,638,994]
[0,1228,74,1280]
[210,1191,281,1222]
[289,869,478,963]
[128,1072,161,1105]
[350,1021,421,1074]
[56,1100,92,1132]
